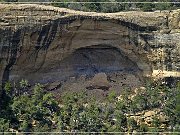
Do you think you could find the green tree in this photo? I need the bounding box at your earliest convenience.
[142,3,154,11]
[107,90,116,102]
[161,82,180,131]
[139,123,148,132]
[19,79,28,89]
[11,83,59,132]
[127,117,138,132]
[52,0,69,8]
[154,0,172,11]
[0,118,10,132]
[4,81,12,96]
[114,109,126,132]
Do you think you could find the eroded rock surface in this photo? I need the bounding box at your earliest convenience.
[0,4,179,92]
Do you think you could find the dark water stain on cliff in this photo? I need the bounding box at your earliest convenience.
[33,20,60,71]
[1,29,21,90]
[42,19,59,50]
[36,23,51,49]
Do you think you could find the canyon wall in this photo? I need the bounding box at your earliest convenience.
[0,4,180,87]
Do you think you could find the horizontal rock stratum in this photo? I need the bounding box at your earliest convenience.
[0,4,180,87]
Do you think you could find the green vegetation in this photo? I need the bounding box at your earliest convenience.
[51,0,179,12]
[0,0,180,12]
[0,79,180,133]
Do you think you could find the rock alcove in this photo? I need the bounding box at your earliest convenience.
[60,45,142,78]
[0,4,180,93]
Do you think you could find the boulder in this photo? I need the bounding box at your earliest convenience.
[86,73,111,90]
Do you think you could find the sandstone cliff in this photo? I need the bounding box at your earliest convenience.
[0,4,180,89]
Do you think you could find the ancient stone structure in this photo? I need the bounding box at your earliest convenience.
[0,4,179,90]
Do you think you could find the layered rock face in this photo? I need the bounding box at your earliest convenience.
[0,4,180,90]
